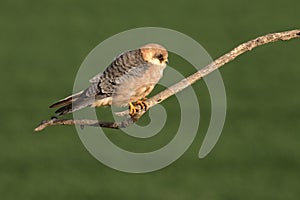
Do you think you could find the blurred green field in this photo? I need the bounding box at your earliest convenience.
[1,0,300,199]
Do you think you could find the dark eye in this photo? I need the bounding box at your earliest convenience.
[156,54,164,62]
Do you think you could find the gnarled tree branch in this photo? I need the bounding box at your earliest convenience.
[34,29,300,132]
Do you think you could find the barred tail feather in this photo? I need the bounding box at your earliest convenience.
[54,103,73,115]
[54,97,95,115]
[49,91,83,108]
[50,90,112,115]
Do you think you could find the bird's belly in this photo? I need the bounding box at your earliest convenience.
[112,67,163,106]
[112,84,154,106]
[130,84,154,101]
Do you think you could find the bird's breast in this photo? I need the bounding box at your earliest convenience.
[110,65,164,105]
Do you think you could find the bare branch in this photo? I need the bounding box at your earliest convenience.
[34,29,300,132]
[34,118,135,131]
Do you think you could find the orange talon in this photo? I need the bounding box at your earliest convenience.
[128,99,149,117]
[135,99,148,111]
[128,102,137,117]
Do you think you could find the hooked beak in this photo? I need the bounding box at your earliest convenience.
[165,60,169,64]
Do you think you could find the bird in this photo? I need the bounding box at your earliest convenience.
[49,43,169,117]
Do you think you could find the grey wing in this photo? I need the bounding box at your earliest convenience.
[114,63,150,84]
[82,49,149,103]
[94,49,148,96]
[110,63,154,105]
[89,62,151,108]
[53,50,148,115]
[89,72,103,83]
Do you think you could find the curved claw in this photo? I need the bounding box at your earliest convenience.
[128,102,137,117]
[135,100,149,111]
[128,99,149,117]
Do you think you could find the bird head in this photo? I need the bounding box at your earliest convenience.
[140,43,168,66]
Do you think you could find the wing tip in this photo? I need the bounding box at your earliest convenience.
[49,91,83,108]
[54,104,72,115]
[49,102,61,108]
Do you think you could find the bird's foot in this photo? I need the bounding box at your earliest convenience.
[135,98,148,111]
[128,102,137,117]
[128,99,149,117]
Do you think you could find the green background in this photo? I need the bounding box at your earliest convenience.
[1,0,300,199]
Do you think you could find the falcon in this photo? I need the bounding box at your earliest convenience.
[49,43,169,116]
